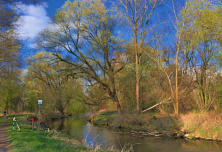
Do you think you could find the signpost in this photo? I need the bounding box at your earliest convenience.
[38,100,42,133]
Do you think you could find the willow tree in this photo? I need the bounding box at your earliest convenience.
[119,0,161,113]
[39,0,123,114]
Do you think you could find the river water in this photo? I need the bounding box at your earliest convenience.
[47,117,222,152]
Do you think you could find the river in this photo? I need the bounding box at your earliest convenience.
[47,117,222,152]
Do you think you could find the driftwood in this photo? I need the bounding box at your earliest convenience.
[142,98,172,113]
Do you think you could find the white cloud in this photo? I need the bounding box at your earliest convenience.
[15,2,51,40]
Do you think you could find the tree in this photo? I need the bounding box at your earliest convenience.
[180,0,222,111]
[142,46,175,113]
[0,0,21,112]
[117,42,157,113]
[38,0,124,114]
[0,0,20,79]
[170,0,192,115]
[26,51,86,115]
[119,0,161,113]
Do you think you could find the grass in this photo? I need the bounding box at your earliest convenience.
[92,111,118,126]
[181,112,222,140]
[6,115,110,152]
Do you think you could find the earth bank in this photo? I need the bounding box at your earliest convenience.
[91,111,222,141]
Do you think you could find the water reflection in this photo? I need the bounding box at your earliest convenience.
[83,122,119,149]
[48,118,222,152]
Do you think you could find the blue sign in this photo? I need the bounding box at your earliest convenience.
[38,100,42,104]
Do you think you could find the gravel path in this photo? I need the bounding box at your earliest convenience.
[0,119,9,152]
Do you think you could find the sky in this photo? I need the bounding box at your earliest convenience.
[14,0,185,68]
[15,0,67,64]
[16,0,66,39]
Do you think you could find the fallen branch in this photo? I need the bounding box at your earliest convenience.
[142,98,172,113]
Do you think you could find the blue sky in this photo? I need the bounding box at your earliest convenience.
[15,0,185,68]
[15,0,67,64]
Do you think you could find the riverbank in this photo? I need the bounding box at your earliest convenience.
[91,111,222,141]
[181,112,222,141]
[6,115,110,152]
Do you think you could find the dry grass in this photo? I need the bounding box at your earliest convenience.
[180,112,222,140]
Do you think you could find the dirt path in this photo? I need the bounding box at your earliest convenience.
[0,119,9,152]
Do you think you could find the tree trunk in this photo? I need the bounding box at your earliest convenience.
[115,100,122,114]
[135,29,140,113]
[142,98,172,113]
[108,89,122,114]
[175,50,179,115]
[112,93,122,114]
[175,31,182,115]
[136,51,140,113]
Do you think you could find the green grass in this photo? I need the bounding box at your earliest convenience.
[7,115,110,152]
[93,111,118,126]
[190,126,222,140]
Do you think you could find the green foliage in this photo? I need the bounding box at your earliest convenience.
[67,97,87,115]
[25,52,87,116]
[0,79,24,113]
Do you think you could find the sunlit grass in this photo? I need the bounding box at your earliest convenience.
[7,115,110,152]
